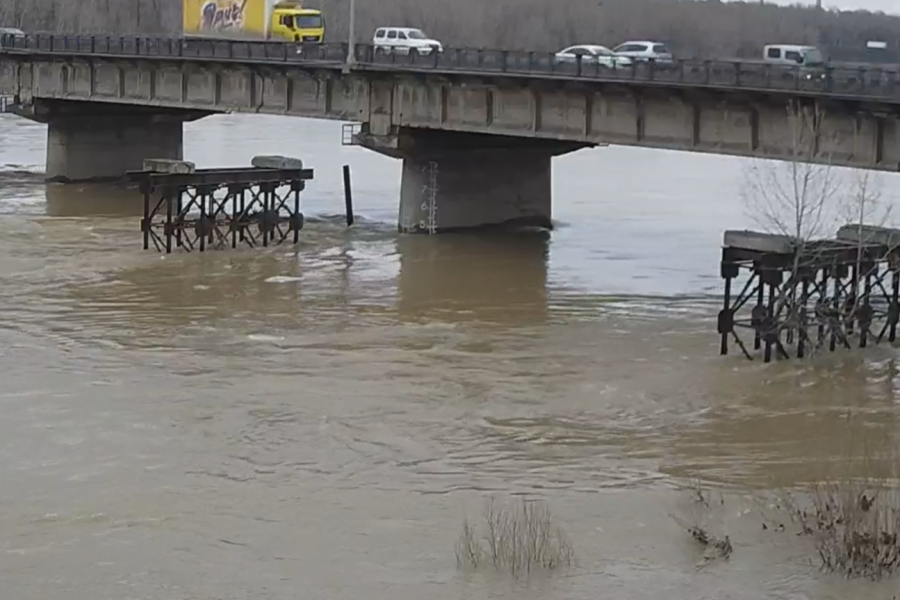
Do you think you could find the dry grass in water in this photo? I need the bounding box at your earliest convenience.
[760,428,900,580]
[670,480,733,567]
[769,477,900,580]
[455,497,575,574]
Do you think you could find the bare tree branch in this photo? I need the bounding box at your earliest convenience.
[1,0,899,57]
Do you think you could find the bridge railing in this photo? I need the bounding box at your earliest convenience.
[2,33,899,100]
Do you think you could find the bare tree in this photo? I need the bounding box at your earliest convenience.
[741,102,847,245]
[738,100,893,358]
[2,0,900,60]
[838,171,892,244]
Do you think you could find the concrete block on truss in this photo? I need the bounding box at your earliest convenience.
[723,230,799,254]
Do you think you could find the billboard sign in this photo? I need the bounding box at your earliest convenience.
[184,0,266,35]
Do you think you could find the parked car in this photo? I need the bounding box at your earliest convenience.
[373,27,443,56]
[553,45,633,69]
[612,41,674,63]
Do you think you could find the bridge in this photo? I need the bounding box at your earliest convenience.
[2,33,900,232]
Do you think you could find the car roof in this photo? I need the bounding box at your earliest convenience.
[765,44,817,50]
[563,44,610,51]
[0,27,24,34]
[618,40,666,46]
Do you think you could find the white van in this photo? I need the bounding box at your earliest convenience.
[373,27,443,56]
[762,44,826,67]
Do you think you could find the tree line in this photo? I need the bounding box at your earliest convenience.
[0,0,178,35]
[1,0,899,62]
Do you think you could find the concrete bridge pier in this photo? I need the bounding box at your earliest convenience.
[13,100,210,183]
[357,129,591,233]
[399,149,553,233]
[46,115,185,183]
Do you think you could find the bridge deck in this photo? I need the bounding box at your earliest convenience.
[4,33,900,172]
[1,34,899,104]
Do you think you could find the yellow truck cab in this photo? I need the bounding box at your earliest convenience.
[183,0,324,44]
[269,1,325,43]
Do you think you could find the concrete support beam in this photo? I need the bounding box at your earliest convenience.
[251,155,304,169]
[46,115,185,183]
[398,148,553,233]
[143,158,195,173]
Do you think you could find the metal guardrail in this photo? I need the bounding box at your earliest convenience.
[1,33,900,101]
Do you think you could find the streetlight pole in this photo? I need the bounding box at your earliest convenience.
[345,0,357,70]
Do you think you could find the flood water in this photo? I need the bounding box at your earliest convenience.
[2,113,900,599]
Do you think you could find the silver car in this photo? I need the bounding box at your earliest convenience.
[554,45,633,69]
[612,41,674,64]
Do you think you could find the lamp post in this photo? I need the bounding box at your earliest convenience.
[345,0,357,70]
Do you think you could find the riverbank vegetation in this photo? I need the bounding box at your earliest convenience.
[455,497,575,574]
[766,430,900,580]
[774,476,900,579]
[676,425,900,580]
[670,481,733,567]
[674,474,900,579]
[2,0,899,62]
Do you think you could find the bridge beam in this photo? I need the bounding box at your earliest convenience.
[360,128,590,233]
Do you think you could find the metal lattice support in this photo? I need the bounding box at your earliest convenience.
[419,160,438,235]
[718,227,900,362]
[128,165,314,254]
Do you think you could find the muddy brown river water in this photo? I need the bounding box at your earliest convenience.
[2,113,900,599]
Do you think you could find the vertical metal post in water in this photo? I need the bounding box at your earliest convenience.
[231,188,238,249]
[892,270,900,342]
[141,183,150,250]
[763,281,775,363]
[719,274,731,356]
[175,188,184,249]
[754,277,764,350]
[262,186,270,248]
[342,165,354,227]
[797,279,809,358]
[165,189,173,255]
[847,264,858,335]
[861,271,872,348]
[199,188,207,252]
[239,189,246,243]
[830,274,840,352]
[293,186,301,244]
[817,269,829,347]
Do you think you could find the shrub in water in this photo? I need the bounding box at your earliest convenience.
[455,496,575,574]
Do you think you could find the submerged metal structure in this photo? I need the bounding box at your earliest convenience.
[718,226,900,362]
[128,156,314,254]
